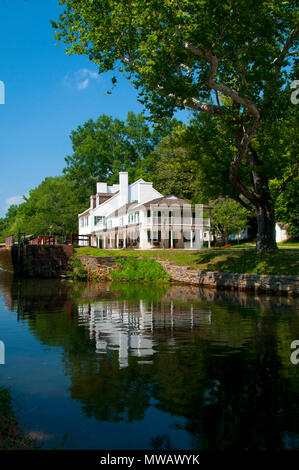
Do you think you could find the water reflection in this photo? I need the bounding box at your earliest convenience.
[0,271,299,450]
[78,297,212,368]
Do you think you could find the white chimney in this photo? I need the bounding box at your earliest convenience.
[97,182,107,193]
[119,172,128,205]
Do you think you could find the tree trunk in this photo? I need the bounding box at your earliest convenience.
[225,229,229,245]
[256,206,277,252]
[248,149,278,253]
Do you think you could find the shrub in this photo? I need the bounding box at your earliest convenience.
[110,256,169,282]
[67,255,88,280]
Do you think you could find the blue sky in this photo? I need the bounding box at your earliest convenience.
[0,0,190,217]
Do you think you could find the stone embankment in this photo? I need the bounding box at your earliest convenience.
[157,261,299,296]
[77,255,120,279]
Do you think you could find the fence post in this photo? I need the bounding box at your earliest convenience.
[17,229,21,274]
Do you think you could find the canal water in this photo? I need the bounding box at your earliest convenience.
[0,269,298,450]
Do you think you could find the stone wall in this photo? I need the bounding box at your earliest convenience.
[11,244,74,278]
[77,254,298,296]
[158,261,299,296]
[77,255,120,279]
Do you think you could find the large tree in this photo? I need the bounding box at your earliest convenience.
[64,112,180,199]
[1,177,86,237]
[139,127,204,203]
[52,0,298,251]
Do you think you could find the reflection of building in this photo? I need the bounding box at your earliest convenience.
[78,299,212,368]
[78,172,211,249]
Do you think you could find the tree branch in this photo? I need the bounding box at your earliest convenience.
[156,85,223,115]
[183,41,261,121]
[236,196,257,215]
[273,27,298,76]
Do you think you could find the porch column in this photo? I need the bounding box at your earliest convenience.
[170,230,173,249]
[190,230,193,249]
[116,232,119,248]
[208,230,211,248]
[103,236,106,249]
[123,230,126,248]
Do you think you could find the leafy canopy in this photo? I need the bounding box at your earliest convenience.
[53,0,298,122]
[63,112,180,199]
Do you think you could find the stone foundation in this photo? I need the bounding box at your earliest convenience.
[158,261,299,296]
[77,255,121,279]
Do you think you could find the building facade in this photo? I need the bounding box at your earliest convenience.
[78,172,211,249]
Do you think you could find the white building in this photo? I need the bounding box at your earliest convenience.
[78,172,211,249]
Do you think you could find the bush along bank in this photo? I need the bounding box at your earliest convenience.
[0,387,37,450]
[110,256,170,282]
[67,255,170,283]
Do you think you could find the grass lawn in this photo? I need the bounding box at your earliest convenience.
[278,240,299,249]
[75,246,299,276]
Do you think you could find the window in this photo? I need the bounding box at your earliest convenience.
[147,230,151,242]
[135,211,140,223]
[147,209,151,218]
[94,216,103,226]
[80,218,84,227]
[85,216,89,226]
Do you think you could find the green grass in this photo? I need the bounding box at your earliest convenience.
[110,256,170,282]
[0,387,37,450]
[278,239,299,249]
[75,246,299,276]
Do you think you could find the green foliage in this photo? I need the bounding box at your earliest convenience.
[53,1,297,123]
[141,128,204,203]
[53,0,298,252]
[0,176,86,238]
[67,256,88,280]
[110,256,170,282]
[75,246,299,276]
[210,196,251,243]
[63,112,180,198]
[270,177,299,237]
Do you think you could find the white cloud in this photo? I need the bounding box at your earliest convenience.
[77,78,89,90]
[64,68,100,91]
[5,195,24,207]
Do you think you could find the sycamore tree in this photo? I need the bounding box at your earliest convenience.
[52,0,298,251]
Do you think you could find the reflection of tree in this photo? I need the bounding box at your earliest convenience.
[8,276,299,449]
[153,318,299,450]
[67,353,153,422]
